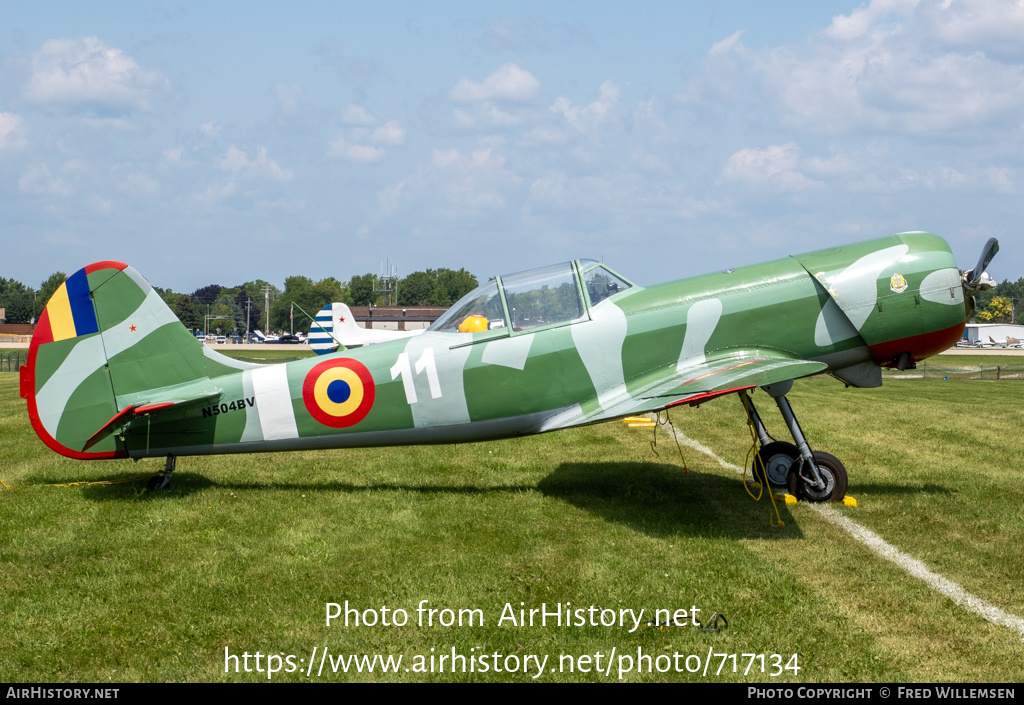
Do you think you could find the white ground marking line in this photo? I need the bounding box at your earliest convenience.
[659,420,1024,641]
[812,504,1024,641]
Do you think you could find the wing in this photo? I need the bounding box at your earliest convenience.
[536,349,826,432]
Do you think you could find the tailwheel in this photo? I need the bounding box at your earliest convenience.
[752,441,799,489]
[147,455,176,491]
[788,451,847,503]
[146,473,172,491]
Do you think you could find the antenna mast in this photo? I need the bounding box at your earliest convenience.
[374,259,399,306]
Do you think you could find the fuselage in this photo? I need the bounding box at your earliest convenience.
[118,232,965,458]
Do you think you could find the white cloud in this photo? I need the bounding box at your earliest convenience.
[22,36,173,115]
[329,137,384,163]
[632,98,676,145]
[823,0,918,41]
[551,80,620,134]
[111,165,159,196]
[431,148,505,170]
[0,113,27,150]
[81,117,140,131]
[378,147,519,219]
[521,125,570,144]
[341,105,376,125]
[682,2,1024,137]
[274,83,303,115]
[18,162,73,196]
[755,1,1024,135]
[200,120,220,138]
[449,63,540,103]
[219,146,293,180]
[926,0,1024,60]
[370,120,405,146]
[451,104,528,130]
[722,143,818,190]
[330,114,404,159]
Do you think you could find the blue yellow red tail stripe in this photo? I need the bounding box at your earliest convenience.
[45,268,100,342]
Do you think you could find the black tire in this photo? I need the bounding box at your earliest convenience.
[787,451,847,503]
[752,441,799,488]
[147,473,172,491]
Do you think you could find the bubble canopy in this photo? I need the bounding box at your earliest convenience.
[428,260,634,334]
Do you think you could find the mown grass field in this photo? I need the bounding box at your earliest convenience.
[1,350,1022,683]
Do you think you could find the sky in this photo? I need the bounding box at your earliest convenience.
[1,0,1022,294]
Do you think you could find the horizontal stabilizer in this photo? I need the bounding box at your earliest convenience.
[84,378,222,451]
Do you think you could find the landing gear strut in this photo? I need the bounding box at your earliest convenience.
[740,384,847,502]
[147,455,175,491]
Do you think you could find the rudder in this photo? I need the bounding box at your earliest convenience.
[24,262,214,459]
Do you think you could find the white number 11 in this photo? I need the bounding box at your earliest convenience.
[390,349,443,404]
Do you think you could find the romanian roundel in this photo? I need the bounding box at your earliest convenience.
[302,358,375,428]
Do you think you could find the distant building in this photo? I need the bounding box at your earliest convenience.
[0,322,34,342]
[346,306,448,331]
[962,323,1024,345]
[0,307,4,325]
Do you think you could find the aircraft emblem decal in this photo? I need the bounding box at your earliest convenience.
[806,244,908,334]
[302,358,376,428]
[890,273,908,293]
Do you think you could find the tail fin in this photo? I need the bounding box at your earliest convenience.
[308,304,340,355]
[22,262,239,459]
[308,303,356,355]
[332,303,361,336]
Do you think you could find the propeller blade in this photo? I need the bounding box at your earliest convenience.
[966,237,999,286]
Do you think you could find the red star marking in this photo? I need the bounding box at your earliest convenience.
[129,324,137,332]
[339,317,345,322]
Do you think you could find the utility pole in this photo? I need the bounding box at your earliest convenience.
[262,285,272,333]
[245,298,251,340]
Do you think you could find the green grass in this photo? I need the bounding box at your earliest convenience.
[886,354,1024,380]
[217,347,316,363]
[1,364,1022,682]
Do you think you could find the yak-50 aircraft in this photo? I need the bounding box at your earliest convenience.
[22,232,997,498]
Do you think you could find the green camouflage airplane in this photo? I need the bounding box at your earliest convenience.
[21,232,997,498]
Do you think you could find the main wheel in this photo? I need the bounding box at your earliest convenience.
[752,441,799,488]
[787,451,847,503]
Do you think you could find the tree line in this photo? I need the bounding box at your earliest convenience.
[974,278,1024,324]
[6,269,1023,333]
[0,268,478,335]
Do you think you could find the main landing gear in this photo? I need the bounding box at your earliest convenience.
[739,383,847,503]
[146,455,175,491]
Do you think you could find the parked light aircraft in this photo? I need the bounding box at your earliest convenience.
[252,330,305,344]
[309,302,423,354]
[987,335,1022,348]
[21,232,997,499]
[251,330,279,343]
